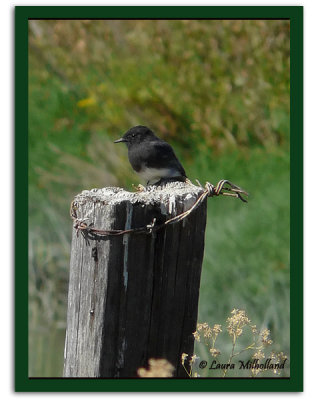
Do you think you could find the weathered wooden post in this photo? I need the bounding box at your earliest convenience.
[63,182,207,377]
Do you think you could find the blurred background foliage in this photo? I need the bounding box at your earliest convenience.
[28,19,290,377]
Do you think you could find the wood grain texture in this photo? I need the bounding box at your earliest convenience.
[63,182,207,377]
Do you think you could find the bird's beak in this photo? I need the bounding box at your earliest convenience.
[114,137,127,143]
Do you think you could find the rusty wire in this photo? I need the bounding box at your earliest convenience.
[70,180,248,238]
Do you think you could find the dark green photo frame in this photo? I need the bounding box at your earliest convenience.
[16,5,303,392]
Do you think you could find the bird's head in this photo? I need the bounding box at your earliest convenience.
[114,126,156,147]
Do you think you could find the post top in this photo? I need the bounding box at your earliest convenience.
[74,182,204,207]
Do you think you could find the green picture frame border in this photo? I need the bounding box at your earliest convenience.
[16,5,303,392]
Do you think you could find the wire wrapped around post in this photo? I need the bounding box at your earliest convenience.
[70,179,248,239]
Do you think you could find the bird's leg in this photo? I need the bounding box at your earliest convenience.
[151,177,190,187]
[152,178,174,187]
[145,178,163,187]
[154,178,166,186]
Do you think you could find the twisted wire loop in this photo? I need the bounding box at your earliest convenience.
[70,180,248,239]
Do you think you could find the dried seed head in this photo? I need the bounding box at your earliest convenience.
[137,358,174,378]
[227,309,250,338]
[253,349,265,360]
[260,328,273,345]
[210,348,221,357]
[181,353,188,364]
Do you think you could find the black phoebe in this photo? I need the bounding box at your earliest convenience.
[114,125,187,185]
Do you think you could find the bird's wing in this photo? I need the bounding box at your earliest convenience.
[143,141,186,176]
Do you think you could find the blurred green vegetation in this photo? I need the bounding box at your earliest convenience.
[28,19,290,377]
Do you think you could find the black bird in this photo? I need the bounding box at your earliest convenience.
[114,125,187,185]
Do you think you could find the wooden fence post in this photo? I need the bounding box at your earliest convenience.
[63,183,207,378]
